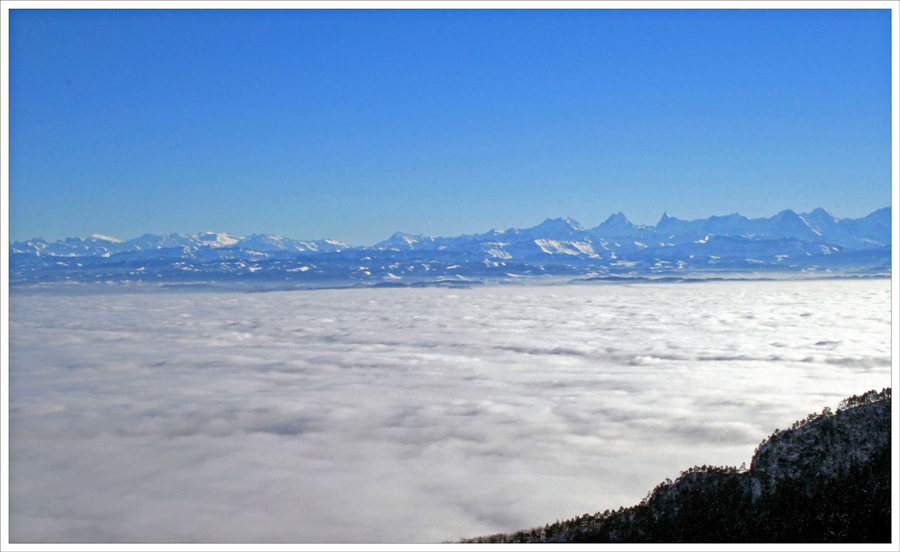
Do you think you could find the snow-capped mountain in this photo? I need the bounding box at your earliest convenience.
[592,213,656,240]
[234,234,349,253]
[12,231,352,257]
[373,232,447,251]
[8,207,891,287]
[12,234,130,257]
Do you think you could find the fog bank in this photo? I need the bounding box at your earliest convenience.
[8,280,891,542]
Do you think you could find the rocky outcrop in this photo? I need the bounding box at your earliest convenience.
[752,399,890,492]
[462,390,892,543]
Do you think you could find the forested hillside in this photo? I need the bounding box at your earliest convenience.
[462,389,892,543]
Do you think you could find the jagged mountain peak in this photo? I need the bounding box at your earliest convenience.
[374,231,432,250]
[9,207,890,281]
[602,212,630,224]
[593,212,648,238]
[809,207,834,216]
[535,217,584,231]
[710,212,746,220]
[773,208,801,218]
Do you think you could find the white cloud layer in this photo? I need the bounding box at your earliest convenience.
[8,280,892,543]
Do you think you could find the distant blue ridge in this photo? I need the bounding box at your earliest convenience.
[9,207,891,287]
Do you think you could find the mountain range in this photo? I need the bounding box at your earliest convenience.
[9,207,892,288]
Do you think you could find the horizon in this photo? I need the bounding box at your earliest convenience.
[8,9,892,245]
[10,204,892,246]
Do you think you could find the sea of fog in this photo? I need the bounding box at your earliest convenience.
[8,279,892,543]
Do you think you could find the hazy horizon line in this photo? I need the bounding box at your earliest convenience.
[9,204,891,248]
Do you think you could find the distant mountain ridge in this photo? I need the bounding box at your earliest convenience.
[12,231,352,258]
[9,207,892,287]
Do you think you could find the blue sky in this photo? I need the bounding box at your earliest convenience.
[8,9,892,245]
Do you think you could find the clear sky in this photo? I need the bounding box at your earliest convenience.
[8,9,892,245]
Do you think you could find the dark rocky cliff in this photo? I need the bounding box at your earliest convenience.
[462,389,892,543]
